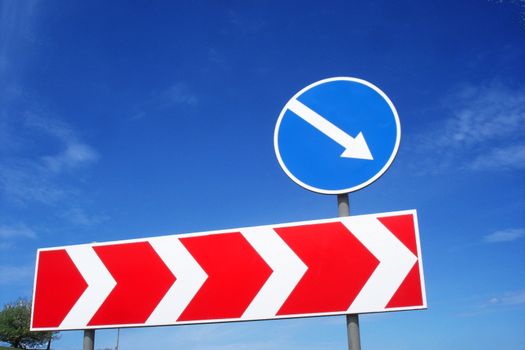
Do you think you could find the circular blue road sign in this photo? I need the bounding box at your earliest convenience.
[274,77,401,194]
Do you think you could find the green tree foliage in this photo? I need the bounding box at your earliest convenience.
[0,299,59,349]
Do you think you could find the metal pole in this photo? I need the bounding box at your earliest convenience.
[116,328,120,350]
[346,314,361,350]
[83,329,95,350]
[337,194,361,350]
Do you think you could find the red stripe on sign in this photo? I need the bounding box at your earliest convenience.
[379,214,418,257]
[178,232,272,321]
[386,262,424,308]
[32,250,87,328]
[276,222,379,315]
[88,242,176,326]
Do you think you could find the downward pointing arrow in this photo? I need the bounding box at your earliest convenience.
[287,99,373,160]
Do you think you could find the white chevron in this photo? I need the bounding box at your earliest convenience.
[60,245,116,329]
[342,215,417,313]
[146,235,207,325]
[241,227,307,318]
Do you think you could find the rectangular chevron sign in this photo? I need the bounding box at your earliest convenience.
[31,209,426,331]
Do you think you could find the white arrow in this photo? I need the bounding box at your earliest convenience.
[341,216,417,312]
[60,245,116,329]
[146,236,207,325]
[287,99,373,160]
[241,227,307,318]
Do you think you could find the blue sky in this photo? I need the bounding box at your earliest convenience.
[1,0,524,349]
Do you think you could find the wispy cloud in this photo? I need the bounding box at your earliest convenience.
[60,207,108,226]
[131,82,198,120]
[160,83,198,107]
[483,228,525,243]
[0,114,99,205]
[491,0,525,24]
[0,1,104,232]
[26,114,99,171]
[43,142,98,173]
[0,224,36,239]
[459,290,525,317]
[442,85,525,147]
[486,290,525,307]
[0,159,69,204]
[118,319,338,350]
[227,9,267,36]
[0,242,14,251]
[0,0,40,78]
[469,144,525,171]
[0,1,99,206]
[410,81,525,174]
[0,265,33,285]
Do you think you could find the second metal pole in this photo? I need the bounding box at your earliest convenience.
[83,329,95,350]
[337,194,361,350]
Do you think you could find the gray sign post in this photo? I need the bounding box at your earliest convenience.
[83,329,95,350]
[338,193,361,350]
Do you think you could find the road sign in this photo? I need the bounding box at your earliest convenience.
[31,210,425,331]
[274,77,401,194]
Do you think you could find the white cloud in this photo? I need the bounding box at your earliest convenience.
[43,142,99,173]
[0,1,101,233]
[0,160,68,204]
[491,0,525,24]
[61,207,108,226]
[0,224,36,239]
[410,81,525,173]
[116,319,339,350]
[483,228,525,243]
[460,289,525,317]
[0,223,36,263]
[0,242,14,251]
[161,83,198,107]
[0,0,40,77]
[0,0,98,210]
[0,114,99,204]
[131,82,199,120]
[486,290,525,307]
[469,144,525,171]
[24,113,74,140]
[0,265,33,285]
[227,9,266,36]
[442,84,525,147]
[24,115,100,170]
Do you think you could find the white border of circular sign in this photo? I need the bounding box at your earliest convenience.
[274,77,401,195]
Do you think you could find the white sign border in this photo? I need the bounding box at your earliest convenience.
[31,209,425,331]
